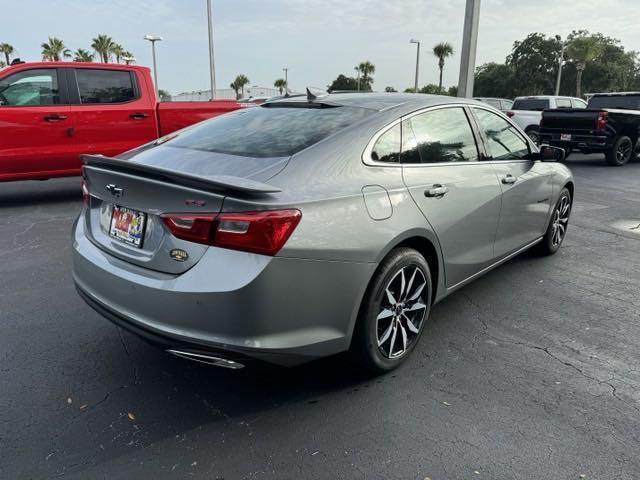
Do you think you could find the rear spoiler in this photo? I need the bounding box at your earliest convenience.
[81,154,282,195]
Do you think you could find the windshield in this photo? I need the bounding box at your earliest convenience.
[512,99,549,111]
[587,95,640,110]
[166,105,371,158]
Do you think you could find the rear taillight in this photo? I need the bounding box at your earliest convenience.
[161,209,302,256]
[506,111,515,118]
[81,180,90,207]
[596,111,608,130]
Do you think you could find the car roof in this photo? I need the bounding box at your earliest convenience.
[589,91,640,97]
[0,61,151,73]
[513,95,581,100]
[267,92,479,113]
[474,97,512,101]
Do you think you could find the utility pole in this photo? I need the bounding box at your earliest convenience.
[555,35,565,96]
[283,67,288,93]
[457,0,481,98]
[410,39,420,92]
[206,0,217,99]
[355,66,361,91]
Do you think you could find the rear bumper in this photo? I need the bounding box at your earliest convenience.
[539,131,609,151]
[72,214,375,366]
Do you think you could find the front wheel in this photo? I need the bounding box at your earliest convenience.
[525,127,540,145]
[605,135,633,166]
[351,248,432,373]
[535,187,571,256]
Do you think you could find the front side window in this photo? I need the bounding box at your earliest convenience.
[371,124,400,163]
[0,69,59,105]
[75,69,136,104]
[473,108,529,160]
[401,107,479,163]
[500,100,513,110]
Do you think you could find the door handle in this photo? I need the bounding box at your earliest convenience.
[43,114,67,122]
[501,174,517,185]
[129,112,149,119]
[424,184,449,197]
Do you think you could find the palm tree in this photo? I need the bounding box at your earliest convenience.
[358,61,375,90]
[230,80,240,99]
[0,43,14,65]
[567,37,602,97]
[233,74,250,98]
[432,42,454,91]
[111,43,124,63]
[41,37,71,61]
[274,78,287,95]
[91,34,115,63]
[73,49,94,62]
[121,51,135,64]
[0,61,6,68]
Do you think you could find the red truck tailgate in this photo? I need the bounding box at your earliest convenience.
[157,100,243,137]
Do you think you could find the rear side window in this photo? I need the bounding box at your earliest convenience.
[371,124,400,163]
[512,99,549,111]
[500,100,513,110]
[587,95,640,110]
[556,98,572,108]
[473,108,529,160]
[572,99,587,109]
[0,69,59,105]
[168,105,371,158]
[75,69,136,104]
[401,107,479,164]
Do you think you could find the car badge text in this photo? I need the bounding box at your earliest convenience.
[106,184,124,198]
[170,248,189,262]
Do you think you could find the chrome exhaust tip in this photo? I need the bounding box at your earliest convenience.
[167,349,245,369]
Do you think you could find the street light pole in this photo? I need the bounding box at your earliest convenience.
[410,39,420,92]
[283,67,288,93]
[555,35,565,96]
[144,35,163,98]
[457,0,481,98]
[355,66,361,91]
[206,0,217,99]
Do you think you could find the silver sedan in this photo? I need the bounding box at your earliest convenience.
[73,93,573,372]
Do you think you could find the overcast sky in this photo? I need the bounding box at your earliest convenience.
[4,0,640,94]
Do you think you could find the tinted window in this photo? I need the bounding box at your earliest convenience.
[0,69,59,105]
[168,105,371,158]
[556,98,572,108]
[512,99,549,111]
[76,69,136,104]
[572,99,587,109]
[371,124,400,163]
[474,108,529,160]
[401,107,479,164]
[587,95,640,110]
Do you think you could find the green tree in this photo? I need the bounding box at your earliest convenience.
[0,60,5,68]
[274,78,287,95]
[507,33,561,95]
[73,48,94,62]
[432,42,454,90]
[566,34,604,97]
[473,62,516,98]
[327,74,359,92]
[233,74,249,98]
[0,43,14,65]
[158,89,170,100]
[41,37,71,61]
[419,84,446,94]
[92,34,115,63]
[357,61,376,88]
[384,86,397,92]
[121,51,135,64]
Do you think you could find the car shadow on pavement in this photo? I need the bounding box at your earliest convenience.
[0,178,81,208]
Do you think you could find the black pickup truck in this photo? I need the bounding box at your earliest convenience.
[539,92,640,166]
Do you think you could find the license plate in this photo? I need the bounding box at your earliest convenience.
[560,133,572,141]
[109,205,146,248]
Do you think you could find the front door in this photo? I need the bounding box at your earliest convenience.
[401,106,503,288]
[471,107,554,258]
[0,68,74,180]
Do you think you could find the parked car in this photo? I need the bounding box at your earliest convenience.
[540,92,640,166]
[73,94,573,372]
[474,97,513,111]
[0,61,243,182]
[505,95,587,144]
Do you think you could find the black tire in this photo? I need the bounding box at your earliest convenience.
[535,187,571,256]
[605,135,633,166]
[351,247,432,373]
[525,127,540,145]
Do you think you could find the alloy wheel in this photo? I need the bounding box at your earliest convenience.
[551,195,571,247]
[376,266,427,359]
[617,138,633,163]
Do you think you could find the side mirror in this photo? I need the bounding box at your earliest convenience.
[536,144,565,162]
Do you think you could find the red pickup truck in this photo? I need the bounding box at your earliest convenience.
[0,61,242,181]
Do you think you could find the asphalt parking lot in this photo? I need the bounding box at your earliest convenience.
[1,154,639,480]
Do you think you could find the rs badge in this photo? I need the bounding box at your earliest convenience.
[169,248,189,262]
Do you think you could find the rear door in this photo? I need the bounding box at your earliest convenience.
[470,107,553,259]
[401,106,503,288]
[0,67,74,180]
[69,67,157,157]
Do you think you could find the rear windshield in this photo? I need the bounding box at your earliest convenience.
[512,99,549,111]
[166,105,371,158]
[587,95,640,110]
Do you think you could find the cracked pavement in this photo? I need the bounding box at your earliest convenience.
[0,154,639,479]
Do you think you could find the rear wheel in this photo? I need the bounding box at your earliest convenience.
[535,187,571,256]
[351,248,432,373]
[525,127,540,145]
[606,135,633,166]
